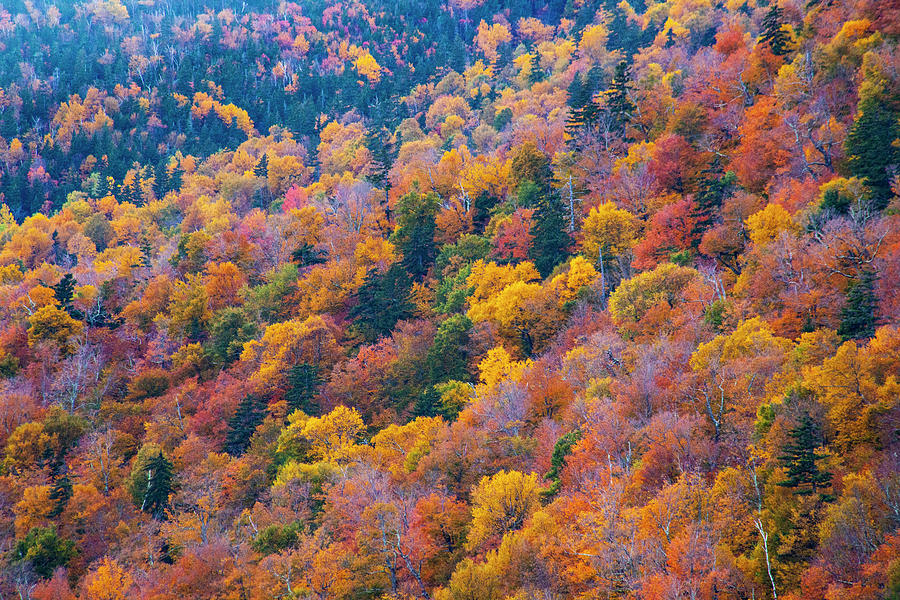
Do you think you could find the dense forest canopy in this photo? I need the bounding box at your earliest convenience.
[0,0,898,599]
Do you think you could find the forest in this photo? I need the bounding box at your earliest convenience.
[0,0,898,598]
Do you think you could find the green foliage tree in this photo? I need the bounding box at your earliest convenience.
[778,413,832,496]
[349,264,414,342]
[14,526,76,579]
[760,2,790,56]
[838,269,878,341]
[526,183,571,277]
[48,473,72,518]
[542,430,581,499]
[427,314,472,383]
[209,307,259,366]
[391,188,440,279]
[129,448,174,519]
[607,60,636,139]
[845,97,900,207]
[285,363,321,414]
[224,395,267,456]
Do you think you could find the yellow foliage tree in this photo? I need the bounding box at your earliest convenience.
[467,470,540,550]
[746,203,798,247]
[27,305,84,353]
[242,315,340,389]
[581,203,639,264]
[83,558,133,600]
[355,50,382,83]
[608,263,698,323]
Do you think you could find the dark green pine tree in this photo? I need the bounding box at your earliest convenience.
[285,364,321,414]
[526,183,571,277]
[152,163,169,199]
[760,2,790,56]
[838,269,878,341]
[778,413,832,496]
[140,452,174,519]
[224,395,266,456]
[48,473,72,518]
[426,314,472,383]
[845,97,900,208]
[139,237,154,269]
[692,163,738,236]
[542,430,582,500]
[528,53,546,85]
[607,60,637,140]
[292,243,327,268]
[169,164,184,193]
[390,189,440,280]
[349,264,414,343]
[253,153,269,178]
[52,273,77,312]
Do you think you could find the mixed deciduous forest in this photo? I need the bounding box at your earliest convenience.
[0,0,898,598]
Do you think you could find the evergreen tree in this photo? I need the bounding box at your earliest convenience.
[760,2,790,56]
[779,413,832,496]
[285,363,321,414]
[426,314,472,383]
[169,163,184,193]
[48,473,72,518]
[152,163,169,199]
[838,269,878,341]
[253,154,269,178]
[845,97,900,207]
[692,164,738,235]
[292,242,327,268]
[607,60,636,139]
[542,430,582,499]
[224,395,266,456]
[391,189,440,280]
[527,184,571,277]
[140,452,174,519]
[349,264,414,342]
[52,273,77,312]
[528,53,546,85]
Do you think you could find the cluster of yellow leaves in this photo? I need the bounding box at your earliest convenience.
[354,50,382,83]
[241,315,340,389]
[190,92,255,136]
[478,346,532,389]
[745,203,798,247]
[548,256,599,306]
[278,405,364,464]
[50,89,116,152]
[581,203,640,263]
[475,21,512,63]
[27,305,84,353]
[367,416,445,476]
[466,470,540,550]
[608,263,698,323]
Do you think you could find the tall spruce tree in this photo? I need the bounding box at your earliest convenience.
[845,97,900,208]
[48,473,72,518]
[526,183,571,277]
[224,395,266,456]
[838,269,878,341]
[390,189,440,280]
[779,413,832,496]
[607,60,636,139]
[285,364,321,414]
[140,452,174,519]
[349,264,414,342]
[761,2,790,56]
[52,274,77,313]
